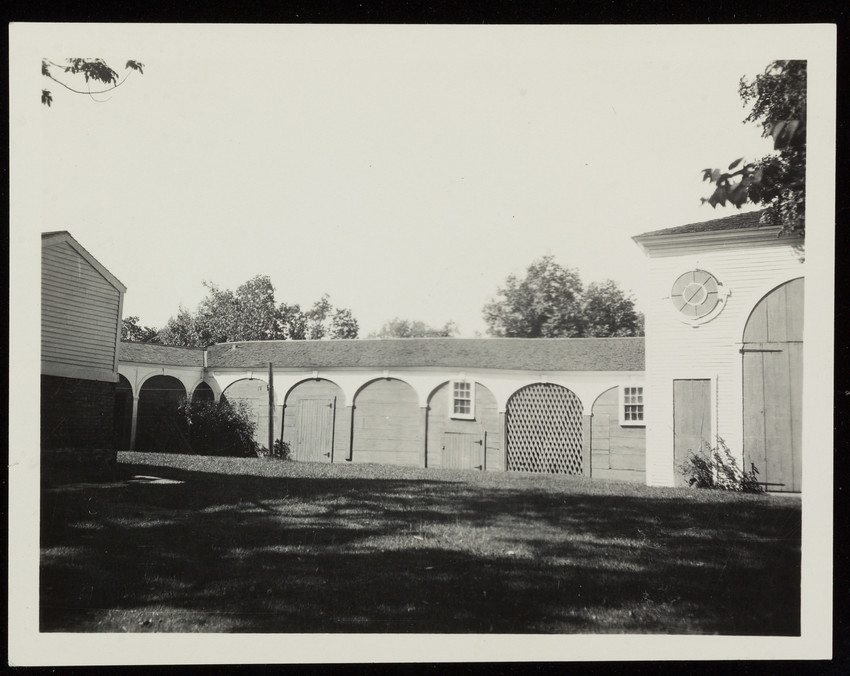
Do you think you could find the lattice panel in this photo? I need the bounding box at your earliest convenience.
[506,384,583,475]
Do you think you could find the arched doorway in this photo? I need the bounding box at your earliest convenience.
[506,383,583,475]
[221,378,274,448]
[191,381,215,404]
[742,277,804,492]
[136,375,189,452]
[112,374,133,450]
[590,386,646,482]
[352,378,420,466]
[284,379,346,463]
[426,381,500,470]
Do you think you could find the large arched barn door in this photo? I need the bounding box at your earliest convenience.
[136,376,189,452]
[352,378,420,466]
[742,278,804,492]
[506,384,583,475]
[222,379,273,447]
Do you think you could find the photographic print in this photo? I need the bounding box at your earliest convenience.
[9,22,835,665]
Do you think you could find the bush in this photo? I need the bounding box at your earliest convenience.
[178,399,260,457]
[679,438,764,493]
[256,438,292,461]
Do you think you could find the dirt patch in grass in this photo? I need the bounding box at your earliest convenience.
[40,453,801,634]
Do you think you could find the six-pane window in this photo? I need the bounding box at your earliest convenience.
[452,381,474,419]
[623,386,644,422]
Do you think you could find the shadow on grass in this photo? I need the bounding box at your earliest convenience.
[40,462,801,634]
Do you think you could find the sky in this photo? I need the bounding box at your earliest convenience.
[12,25,812,337]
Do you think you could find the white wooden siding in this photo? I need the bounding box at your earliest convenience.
[642,236,804,486]
[42,241,121,376]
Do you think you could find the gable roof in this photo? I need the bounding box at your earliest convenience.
[42,231,127,293]
[634,210,768,239]
[120,341,205,367]
[205,337,644,372]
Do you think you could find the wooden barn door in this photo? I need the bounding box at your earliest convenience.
[673,379,712,486]
[742,278,803,492]
[442,432,484,470]
[296,398,336,463]
[505,384,583,475]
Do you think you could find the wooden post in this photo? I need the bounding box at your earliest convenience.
[129,396,140,451]
[499,411,507,471]
[582,414,592,478]
[268,362,274,454]
[419,407,428,468]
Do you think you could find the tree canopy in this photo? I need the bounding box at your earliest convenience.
[41,58,144,107]
[700,60,806,237]
[483,256,643,338]
[368,318,460,339]
[121,316,160,343]
[134,276,359,347]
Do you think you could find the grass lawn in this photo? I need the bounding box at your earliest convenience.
[40,452,801,634]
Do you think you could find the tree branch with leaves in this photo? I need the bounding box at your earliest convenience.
[700,60,806,237]
[41,58,144,107]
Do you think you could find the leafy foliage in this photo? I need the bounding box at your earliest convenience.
[369,317,460,339]
[582,280,645,338]
[122,316,160,343]
[700,60,806,237]
[41,57,144,106]
[679,438,764,493]
[262,438,293,460]
[179,398,260,457]
[329,307,361,339]
[156,275,359,347]
[483,256,643,338]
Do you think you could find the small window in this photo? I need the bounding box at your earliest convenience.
[620,386,645,426]
[450,380,475,420]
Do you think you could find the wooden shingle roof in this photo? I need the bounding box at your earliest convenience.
[205,337,644,372]
[634,210,766,238]
[120,341,205,367]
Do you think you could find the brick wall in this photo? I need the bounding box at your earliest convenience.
[41,374,116,450]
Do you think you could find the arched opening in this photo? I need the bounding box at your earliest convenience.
[352,378,420,466]
[505,383,583,475]
[742,277,804,492]
[191,381,215,404]
[284,378,346,463]
[590,386,645,482]
[136,375,189,453]
[221,378,275,448]
[426,381,500,470]
[112,374,133,450]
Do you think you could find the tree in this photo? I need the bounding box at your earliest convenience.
[121,316,160,343]
[581,280,644,337]
[155,276,359,347]
[701,60,806,237]
[41,58,144,107]
[483,257,643,338]
[483,256,585,338]
[329,308,360,339]
[369,318,460,339]
[305,294,334,340]
[157,306,205,347]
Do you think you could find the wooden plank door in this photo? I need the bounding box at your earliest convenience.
[296,398,335,463]
[673,379,712,486]
[742,278,803,492]
[442,432,484,470]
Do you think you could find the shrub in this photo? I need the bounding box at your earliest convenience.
[255,438,292,460]
[178,399,260,457]
[679,438,764,493]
